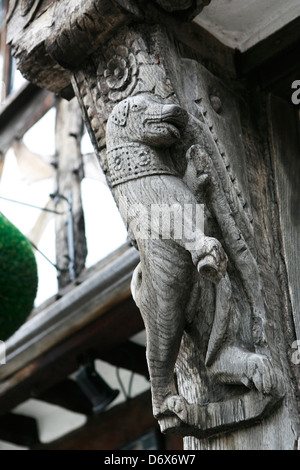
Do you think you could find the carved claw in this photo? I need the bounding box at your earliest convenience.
[245,354,276,395]
[160,395,188,423]
[197,237,228,284]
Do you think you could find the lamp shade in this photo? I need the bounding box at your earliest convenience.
[0,213,38,340]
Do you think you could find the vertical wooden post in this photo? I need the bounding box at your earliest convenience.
[0,0,12,99]
[54,98,87,289]
[5,0,300,450]
[69,26,300,449]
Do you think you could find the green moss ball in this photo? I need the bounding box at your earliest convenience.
[0,213,38,340]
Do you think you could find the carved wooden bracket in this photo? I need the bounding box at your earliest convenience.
[6,0,289,443]
[6,0,210,93]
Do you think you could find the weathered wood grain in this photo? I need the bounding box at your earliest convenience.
[54,98,87,287]
[268,95,300,341]
[6,0,234,95]
[4,0,300,450]
[6,0,143,92]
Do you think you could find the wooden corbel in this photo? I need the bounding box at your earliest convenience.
[6,0,210,93]
[6,0,294,447]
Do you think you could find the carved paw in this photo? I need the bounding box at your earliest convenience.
[155,395,189,422]
[197,237,228,284]
[160,395,188,423]
[245,354,276,395]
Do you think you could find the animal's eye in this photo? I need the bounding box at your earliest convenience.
[131,104,143,112]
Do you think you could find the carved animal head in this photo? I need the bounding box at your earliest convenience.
[106,93,188,150]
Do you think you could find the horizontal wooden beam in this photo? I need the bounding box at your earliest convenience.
[38,341,148,415]
[236,15,300,103]
[166,18,237,80]
[0,82,56,155]
[6,0,233,96]
[1,244,139,382]
[33,390,157,450]
[97,340,148,379]
[6,0,143,93]
[37,378,93,416]
[0,413,40,447]
[238,48,300,105]
[0,295,144,416]
[0,245,145,416]
[237,16,300,77]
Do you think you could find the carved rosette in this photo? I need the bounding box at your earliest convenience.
[96,28,174,105]
[72,26,176,161]
[101,45,138,102]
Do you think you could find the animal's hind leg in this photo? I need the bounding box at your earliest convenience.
[144,303,187,420]
[136,241,195,420]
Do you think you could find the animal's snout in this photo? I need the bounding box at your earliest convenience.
[161,104,188,129]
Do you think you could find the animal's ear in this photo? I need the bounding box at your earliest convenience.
[110,100,129,126]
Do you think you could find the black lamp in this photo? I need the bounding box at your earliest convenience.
[75,361,119,414]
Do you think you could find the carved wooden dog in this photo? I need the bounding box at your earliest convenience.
[106,92,228,419]
[105,93,283,431]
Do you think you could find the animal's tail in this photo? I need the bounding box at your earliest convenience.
[185,145,268,353]
[205,273,232,367]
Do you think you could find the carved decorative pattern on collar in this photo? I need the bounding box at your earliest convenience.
[106,143,178,186]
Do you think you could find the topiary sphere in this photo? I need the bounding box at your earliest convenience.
[0,213,38,340]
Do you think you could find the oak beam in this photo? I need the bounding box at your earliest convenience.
[0,0,12,98]
[0,82,56,155]
[38,378,93,416]
[33,391,156,450]
[38,342,148,415]
[236,16,300,103]
[6,0,143,92]
[54,98,87,288]
[97,341,148,379]
[0,297,143,416]
[0,413,40,447]
[237,16,300,77]
[0,245,139,382]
